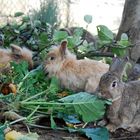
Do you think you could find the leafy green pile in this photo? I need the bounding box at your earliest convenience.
[0,13,131,140]
[0,61,110,140]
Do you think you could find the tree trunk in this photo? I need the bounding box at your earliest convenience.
[116,0,140,62]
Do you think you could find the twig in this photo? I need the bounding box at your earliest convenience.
[111,136,140,140]
[82,122,88,128]
[9,117,27,125]
[28,123,66,131]
[77,51,114,59]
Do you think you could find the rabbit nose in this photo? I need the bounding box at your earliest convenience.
[45,72,49,76]
[44,68,49,76]
[101,92,109,98]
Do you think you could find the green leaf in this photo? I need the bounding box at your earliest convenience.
[34,20,41,27]
[53,31,68,42]
[50,114,57,129]
[19,23,27,31]
[121,33,128,40]
[22,16,30,22]
[67,36,82,49]
[11,61,29,83]
[14,29,20,34]
[39,32,48,45]
[84,15,93,24]
[73,27,84,37]
[59,92,107,122]
[81,127,109,140]
[14,12,24,17]
[97,25,114,42]
[58,113,81,124]
[49,76,60,95]
[111,47,127,57]
[117,33,130,47]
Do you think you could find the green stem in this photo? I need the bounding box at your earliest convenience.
[21,101,79,106]
[9,117,27,125]
[17,65,42,91]
[27,105,40,120]
[28,123,66,131]
[22,89,48,102]
[17,72,30,91]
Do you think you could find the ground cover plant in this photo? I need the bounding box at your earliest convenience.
[0,13,131,140]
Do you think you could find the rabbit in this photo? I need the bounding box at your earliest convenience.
[98,57,140,132]
[43,40,109,94]
[60,27,97,45]
[0,44,33,73]
[128,63,140,80]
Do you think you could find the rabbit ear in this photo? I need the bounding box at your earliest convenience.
[59,40,68,57]
[10,44,22,58]
[109,57,129,78]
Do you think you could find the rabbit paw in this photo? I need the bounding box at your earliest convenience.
[106,124,117,132]
[127,126,138,132]
[97,119,108,126]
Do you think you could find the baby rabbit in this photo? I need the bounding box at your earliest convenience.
[0,44,33,73]
[44,40,109,93]
[99,57,140,132]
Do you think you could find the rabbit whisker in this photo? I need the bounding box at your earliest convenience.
[112,96,121,102]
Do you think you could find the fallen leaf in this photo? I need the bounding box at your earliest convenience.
[57,91,69,98]
[0,83,17,95]
[5,130,22,140]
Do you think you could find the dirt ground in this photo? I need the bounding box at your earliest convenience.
[12,124,140,140]
[38,129,140,140]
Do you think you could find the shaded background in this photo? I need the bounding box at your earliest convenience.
[0,0,124,34]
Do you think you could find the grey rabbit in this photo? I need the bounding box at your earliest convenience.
[98,57,140,132]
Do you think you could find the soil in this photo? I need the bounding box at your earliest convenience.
[11,124,140,140]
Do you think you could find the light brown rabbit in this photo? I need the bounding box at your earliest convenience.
[99,57,140,132]
[0,44,33,73]
[44,40,109,93]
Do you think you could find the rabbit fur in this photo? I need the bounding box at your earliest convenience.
[99,58,140,132]
[0,44,33,73]
[44,40,109,93]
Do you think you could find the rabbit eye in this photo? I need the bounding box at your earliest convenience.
[111,81,117,88]
[49,56,55,61]
[13,54,21,59]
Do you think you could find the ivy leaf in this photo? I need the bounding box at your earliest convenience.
[53,31,68,42]
[59,92,107,122]
[67,36,82,49]
[121,33,128,40]
[81,127,109,140]
[22,16,30,22]
[19,23,28,31]
[97,25,114,42]
[14,12,24,17]
[34,20,41,28]
[73,27,84,37]
[84,15,93,24]
[117,33,130,47]
[39,32,48,45]
[111,47,127,57]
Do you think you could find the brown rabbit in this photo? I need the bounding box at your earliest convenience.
[99,57,140,132]
[0,44,33,73]
[44,40,109,93]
